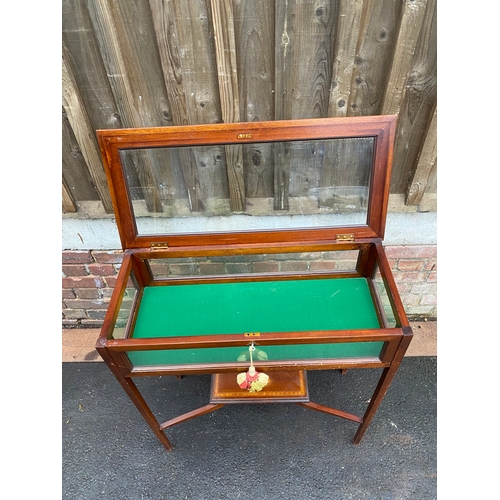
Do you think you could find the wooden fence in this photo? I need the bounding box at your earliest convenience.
[62,0,436,217]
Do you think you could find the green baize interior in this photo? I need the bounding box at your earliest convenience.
[127,277,383,367]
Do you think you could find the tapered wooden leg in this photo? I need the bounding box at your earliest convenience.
[116,373,174,451]
[353,332,413,444]
[97,348,173,451]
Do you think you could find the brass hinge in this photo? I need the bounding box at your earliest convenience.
[336,233,355,242]
[151,242,169,249]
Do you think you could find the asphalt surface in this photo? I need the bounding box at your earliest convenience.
[62,357,436,499]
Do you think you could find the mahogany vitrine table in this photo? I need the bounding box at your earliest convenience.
[96,115,412,451]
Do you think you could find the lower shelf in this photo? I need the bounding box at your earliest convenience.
[210,370,309,404]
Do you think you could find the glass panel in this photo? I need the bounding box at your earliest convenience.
[147,250,360,279]
[373,264,397,327]
[128,341,384,367]
[108,272,139,340]
[119,137,374,235]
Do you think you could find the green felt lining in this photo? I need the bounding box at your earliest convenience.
[128,278,383,366]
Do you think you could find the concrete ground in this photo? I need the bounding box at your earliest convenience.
[62,321,437,499]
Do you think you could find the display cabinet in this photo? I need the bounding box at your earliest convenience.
[95,115,412,451]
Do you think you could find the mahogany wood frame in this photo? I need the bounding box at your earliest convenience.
[95,116,413,451]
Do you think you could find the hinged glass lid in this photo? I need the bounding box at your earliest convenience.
[97,116,397,249]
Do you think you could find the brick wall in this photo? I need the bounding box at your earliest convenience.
[62,245,436,328]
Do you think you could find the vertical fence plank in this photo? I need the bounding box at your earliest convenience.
[170,0,221,124]
[382,0,428,115]
[170,0,228,210]
[233,0,275,123]
[62,0,123,130]
[391,0,436,195]
[62,179,77,213]
[210,0,245,211]
[210,0,240,124]
[405,106,437,205]
[275,0,337,209]
[273,0,295,209]
[233,0,275,198]
[62,107,100,203]
[289,0,337,120]
[62,45,114,213]
[149,0,189,126]
[149,0,205,212]
[348,0,402,116]
[328,0,365,118]
[322,0,364,207]
[87,0,168,212]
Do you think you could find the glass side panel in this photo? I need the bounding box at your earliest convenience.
[108,272,139,340]
[119,137,374,235]
[146,250,360,280]
[128,342,384,367]
[373,264,398,328]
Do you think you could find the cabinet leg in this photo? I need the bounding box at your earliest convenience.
[353,334,412,444]
[98,348,173,451]
[117,373,173,451]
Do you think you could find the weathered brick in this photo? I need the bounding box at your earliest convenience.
[394,282,412,295]
[392,271,427,283]
[280,261,309,272]
[103,276,119,288]
[64,299,108,310]
[309,261,337,271]
[269,252,307,262]
[337,260,358,271]
[75,288,101,299]
[211,255,252,263]
[87,310,108,320]
[253,262,279,273]
[62,251,93,264]
[91,251,124,264]
[100,289,115,299]
[402,294,422,307]
[62,264,89,277]
[226,263,253,274]
[427,272,437,282]
[424,259,437,271]
[198,263,226,275]
[81,319,105,327]
[88,263,116,276]
[148,263,170,278]
[62,289,76,300]
[169,263,200,275]
[411,283,437,295]
[397,260,424,272]
[322,250,358,260]
[385,245,437,259]
[63,309,87,320]
[63,276,106,289]
[405,305,435,315]
[62,319,80,327]
[421,294,437,306]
